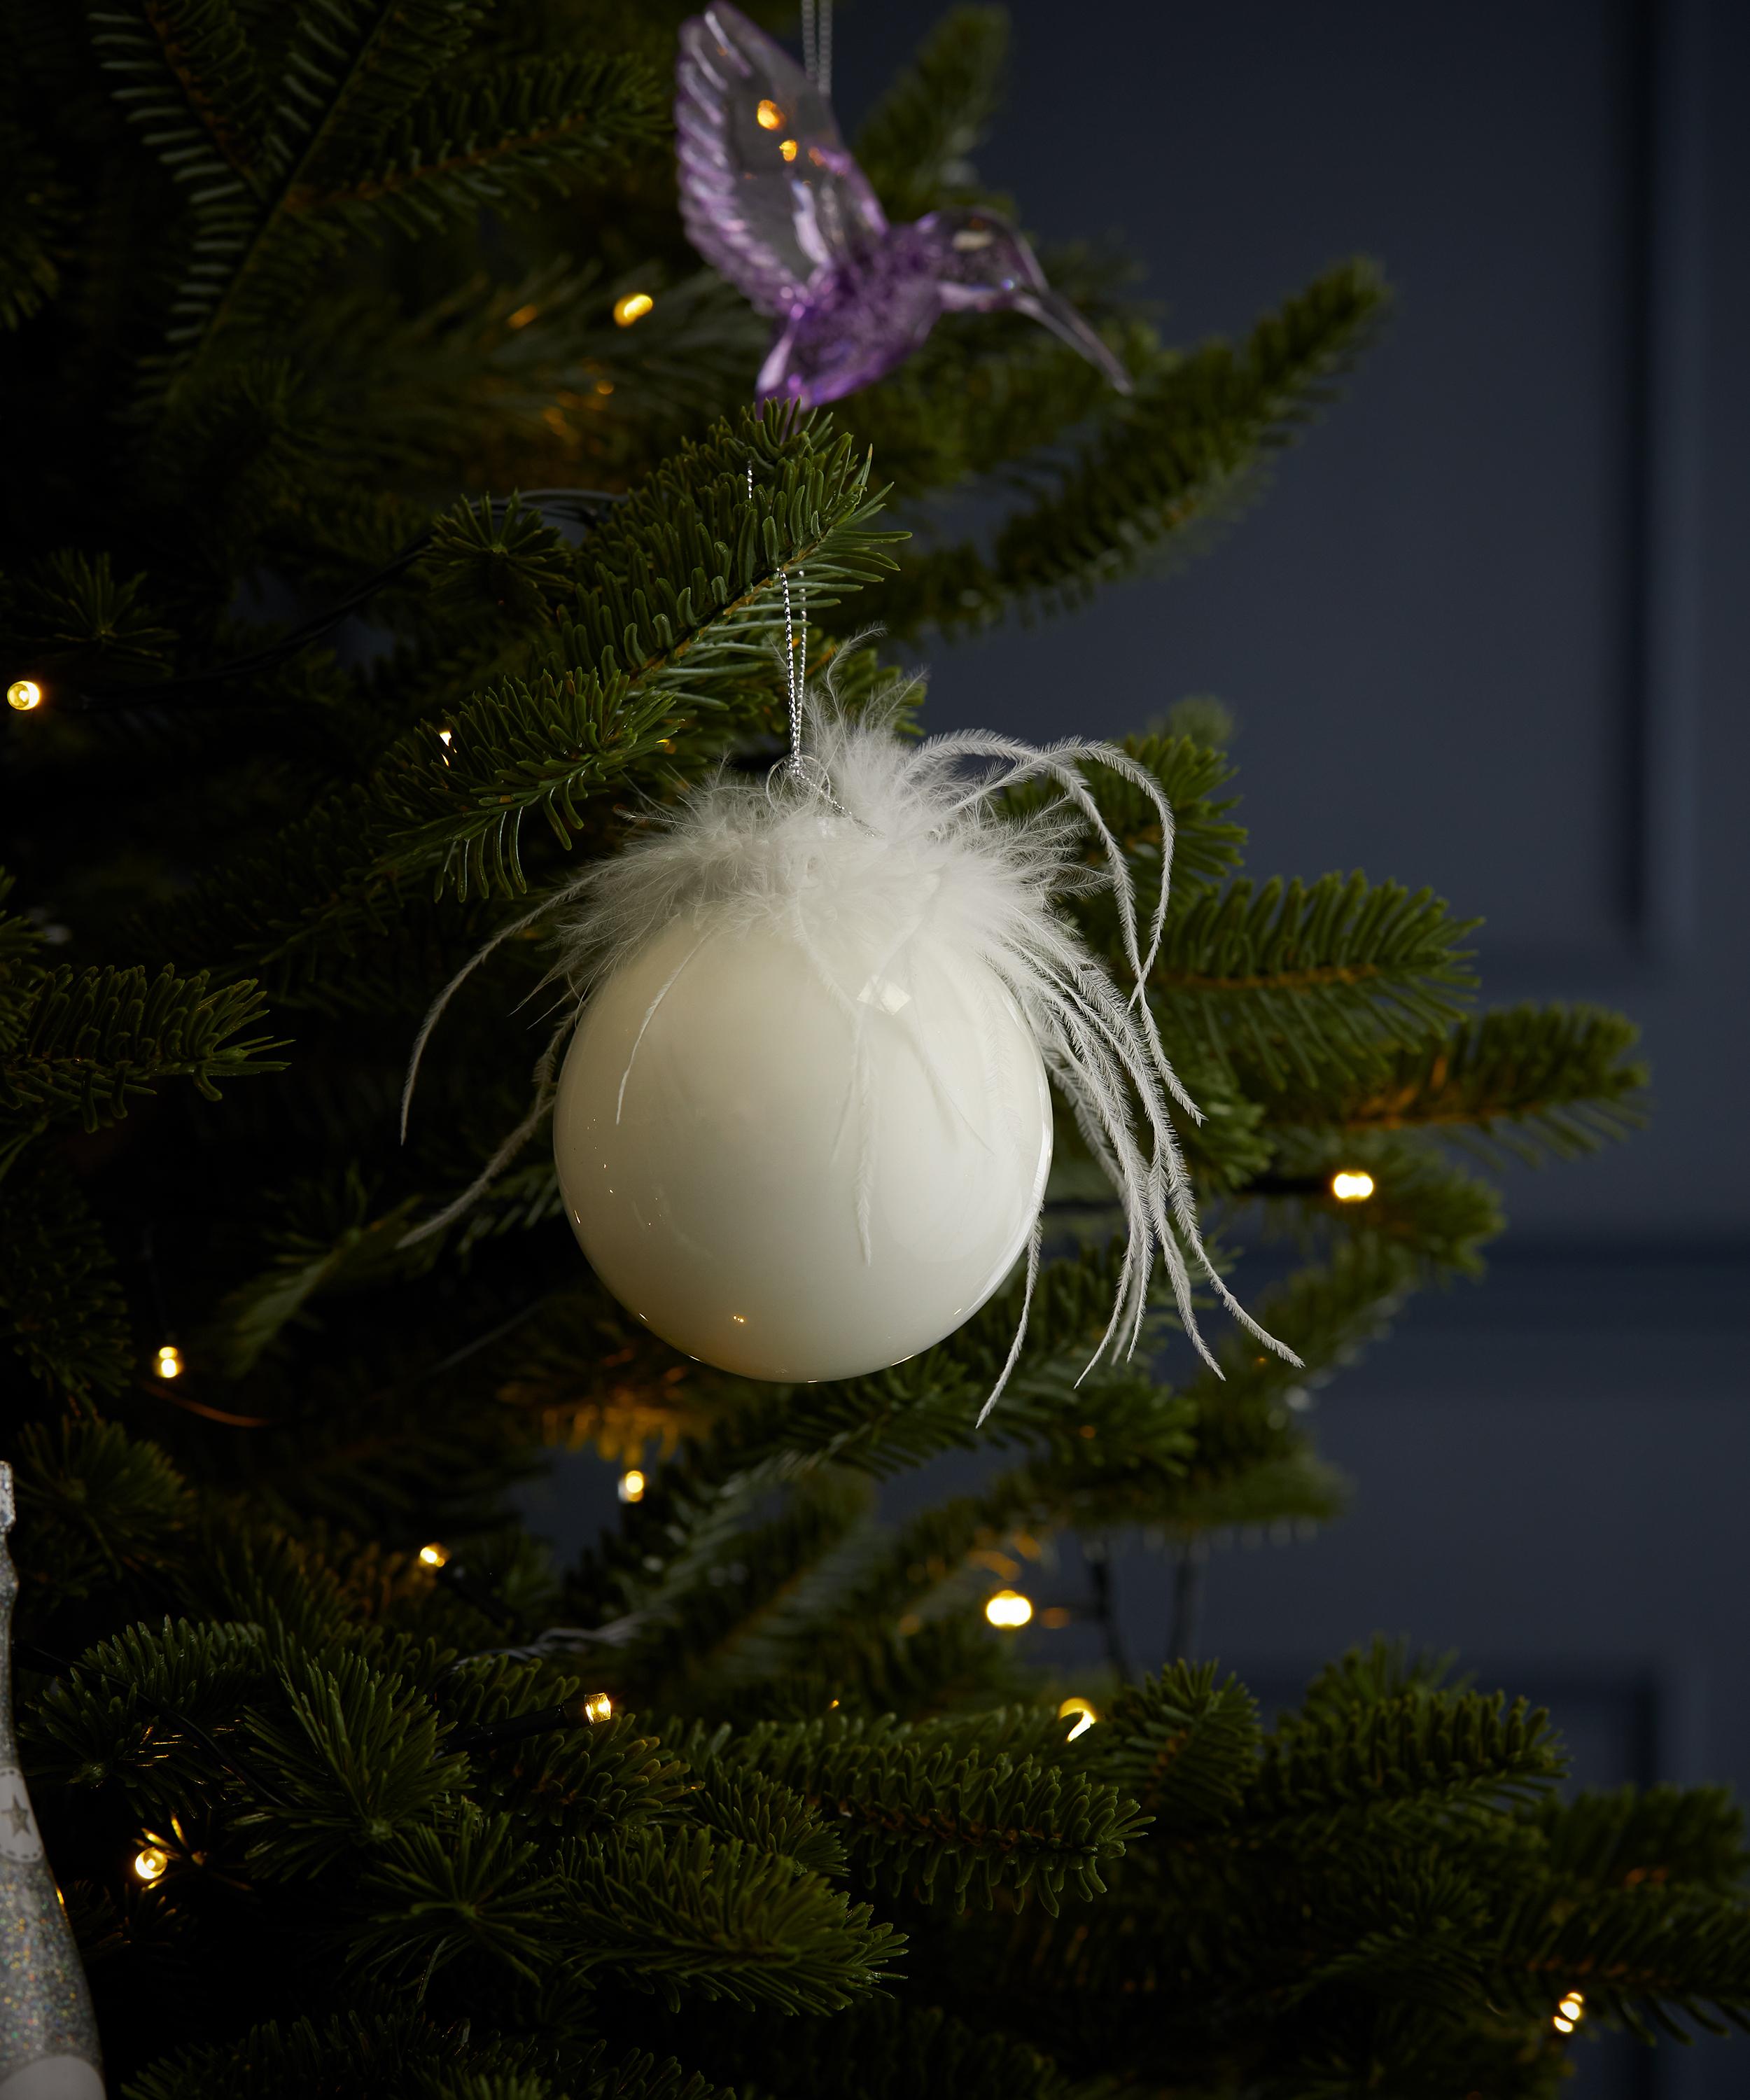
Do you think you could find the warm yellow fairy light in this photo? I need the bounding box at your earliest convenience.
[1058,1695,1100,1740]
[7,680,43,713]
[153,1343,183,1380]
[1553,1989,1585,2034]
[612,291,654,327]
[505,302,539,330]
[985,1589,1033,1629]
[132,1844,169,1883]
[438,727,452,745]
[418,1542,450,1569]
[617,1469,646,1504]
[1330,1170,1376,1202]
[779,137,798,161]
[755,98,784,129]
[582,1691,613,1724]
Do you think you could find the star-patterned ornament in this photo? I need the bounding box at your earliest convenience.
[0,1766,41,1862]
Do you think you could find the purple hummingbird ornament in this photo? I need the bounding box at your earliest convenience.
[676,4,1133,407]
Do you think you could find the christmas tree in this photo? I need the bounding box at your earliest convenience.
[5,3,1749,2095]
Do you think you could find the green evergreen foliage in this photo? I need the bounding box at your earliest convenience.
[0,3,1732,2096]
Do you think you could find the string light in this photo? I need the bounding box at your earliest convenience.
[1330,1169,1376,1202]
[756,98,784,129]
[1553,1989,1585,2034]
[153,1343,183,1380]
[779,138,799,161]
[582,1691,613,1723]
[612,292,654,327]
[418,1542,450,1569]
[7,680,43,712]
[1058,1695,1100,1740]
[617,1469,646,1504]
[505,303,539,330]
[985,1589,1033,1629]
[132,1843,169,1883]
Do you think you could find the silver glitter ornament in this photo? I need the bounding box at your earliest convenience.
[0,1464,104,2100]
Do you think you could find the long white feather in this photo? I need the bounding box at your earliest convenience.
[402,694,1301,1392]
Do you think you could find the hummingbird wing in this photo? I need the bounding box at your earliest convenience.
[676,5,888,318]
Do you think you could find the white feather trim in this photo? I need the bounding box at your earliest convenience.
[402,696,1301,1410]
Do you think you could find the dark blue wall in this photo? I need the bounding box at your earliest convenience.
[533,7,1750,2090]
[846,8,1750,2091]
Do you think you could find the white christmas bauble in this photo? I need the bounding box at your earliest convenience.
[553,911,1052,1381]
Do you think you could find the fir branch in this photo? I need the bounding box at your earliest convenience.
[0,1157,134,1396]
[200,1174,432,1377]
[234,1648,463,1876]
[689,1765,849,1881]
[161,408,899,973]
[629,1474,875,1707]
[1147,873,1477,1091]
[4,548,179,682]
[12,1418,189,1600]
[1247,1688,1565,1826]
[699,1998,1075,2100]
[854,6,1009,223]
[1534,1784,1750,1898]
[718,1712,1147,1914]
[1503,1883,1750,2043]
[0,957,280,1130]
[26,1616,274,1818]
[558,1824,902,2012]
[0,123,71,329]
[872,260,1388,636]
[1256,1129,1505,1273]
[121,0,482,385]
[1300,1003,1650,1162]
[1003,728,1247,892]
[424,495,578,625]
[349,1806,554,1982]
[1096,1661,1263,1831]
[119,2010,641,2100]
[291,53,664,232]
[90,0,267,192]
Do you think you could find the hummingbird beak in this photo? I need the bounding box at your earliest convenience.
[1011,288,1133,395]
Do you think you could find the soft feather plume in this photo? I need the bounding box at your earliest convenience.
[402,695,1300,1413]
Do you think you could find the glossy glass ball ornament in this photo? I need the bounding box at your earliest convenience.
[405,699,1298,1418]
[553,911,1053,1381]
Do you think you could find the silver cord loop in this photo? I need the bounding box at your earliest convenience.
[800,0,831,93]
[752,453,808,783]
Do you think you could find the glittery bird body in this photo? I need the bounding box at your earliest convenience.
[676,4,1132,407]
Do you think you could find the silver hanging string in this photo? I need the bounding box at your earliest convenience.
[800,0,832,94]
[752,456,808,785]
[780,564,806,774]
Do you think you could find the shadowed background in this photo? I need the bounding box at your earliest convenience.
[525,6,1750,2090]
